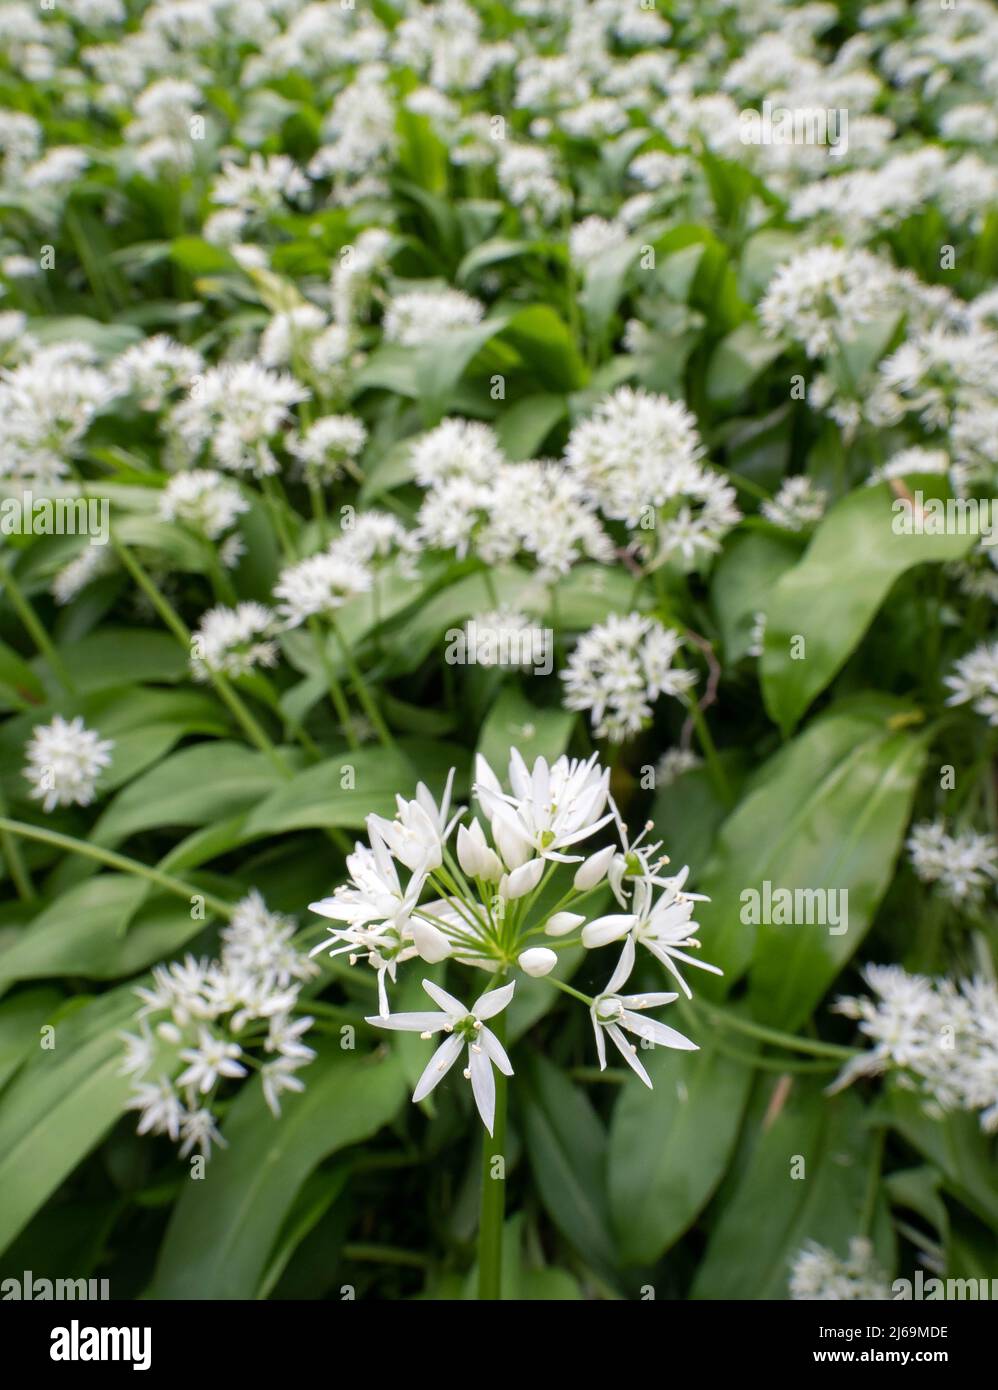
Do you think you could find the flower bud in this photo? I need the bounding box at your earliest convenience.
[502,857,544,900]
[544,910,585,937]
[410,919,452,964]
[574,845,616,891]
[518,947,558,978]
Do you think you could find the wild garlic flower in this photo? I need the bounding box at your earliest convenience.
[761,476,828,531]
[655,748,703,788]
[168,361,308,478]
[110,335,203,411]
[159,469,248,540]
[759,245,898,359]
[563,386,739,567]
[328,512,420,578]
[561,612,697,743]
[569,215,628,268]
[789,1238,891,1301]
[190,602,279,681]
[289,414,367,481]
[274,550,373,628]
[308,750,710,1126]
[122,891,317,1158]
[0,343,113,485]
[590,935,696,1087]
[23,714,114,812]
[368,979,515,1134]
[944,641,998,725]
[832,965,998,1133]
[906,821,998,906]
[382,287,485,346]
[408,417,504,488]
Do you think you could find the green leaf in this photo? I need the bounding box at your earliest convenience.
[495,392,567,461]
[0,987,62,1091]
[148,1043,406,1298]
[761,483,977,732]
[706,321,785,404]
[496,305,588,392]
[519,1052,617,1276]
[608,1033,756,1264]
[91,742,285,847]
[0,986,136,1256]
[711,529,801,664]
[696,696,927,1025]
[240,747,415,838]
[476,685,574,772]
[0,878,210,990]
[690,1084,885,1299]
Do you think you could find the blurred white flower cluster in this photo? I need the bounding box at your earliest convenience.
[121,891,318,1159]
[789,1237,891,1301]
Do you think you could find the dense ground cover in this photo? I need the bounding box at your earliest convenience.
[1,0,997,1301]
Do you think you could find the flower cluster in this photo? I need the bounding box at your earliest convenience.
[309,750,717,1132]
[789,1238,891,1301]
[121,891,318,1159]
[561,612,697,744]
[832,965,998,1134]
[906,820,998,907]
[23,715,114,812]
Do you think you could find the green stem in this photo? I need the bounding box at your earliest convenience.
[330,619,393,749]
[689,998,859,1059]
[478,982,508,1301]
[0,554,77,694]
[308,618,359,749]
[0,788,35,901]
[0,817,235,918]
[113,539,291,777]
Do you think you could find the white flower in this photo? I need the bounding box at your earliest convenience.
[23,715,114,811]
[789,1238,891,1301]
[274,550,372,628]
[177,1027,247,1093]
[127,1078,184,1141]
[655,748,703,788]
[569,214,628,267]
[561,612,697,744]
[944,641,998,725]
[110,335,202,410]
[590,935,696,1087]
[290,414,367,480]
[408,418,504,488]
[159,469,248,539]
[190,602,278,681]
[168,361,307,478]
[583,872,720,999]
[759,245,898,359]
[178,1107,226,1159]
[761,476,828,531]
[367,979,515,1134]
[473,749,614,866]
[367,767,461,873]
[906,820,998,906]
[382,287,484,346]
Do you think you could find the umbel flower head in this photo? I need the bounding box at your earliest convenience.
[23,714,114,812]
[309,748,718,1130]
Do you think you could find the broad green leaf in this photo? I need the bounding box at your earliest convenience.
[0,986,136,1256]
[240,747,415,837]
[476,685,574,773]
[519,1052,617,1277]
[706,321,785,404]
[761,483,977,732]
[695,696,926,1024]
[496,305,587,392]
[710,529,800,664]
[495,392,567,461]
[91,742,285,847]
[609,1033,756,1264]
[49,630,188,693]
[148,1044,406,1298]
[0,987,62,1091]
[0,878,210,990]
[691,1083,886,1299]
[883,1086,998,1232]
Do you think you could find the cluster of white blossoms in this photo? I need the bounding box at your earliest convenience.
[190,602,279,682]
[944,641,998,725]
[759,245,899,358]
[789,1238,891,1301]
[121,891,318,1159]
[906,821,998,907]
[563,387,740,570]
[166,361,308,479]
[561,612,697,744]
[158,469,248,542]
[382,287,484,347]
[309,750,717,1132]
[22,714,114,812]
[832,965,998,1134]
[760,476,828,531]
